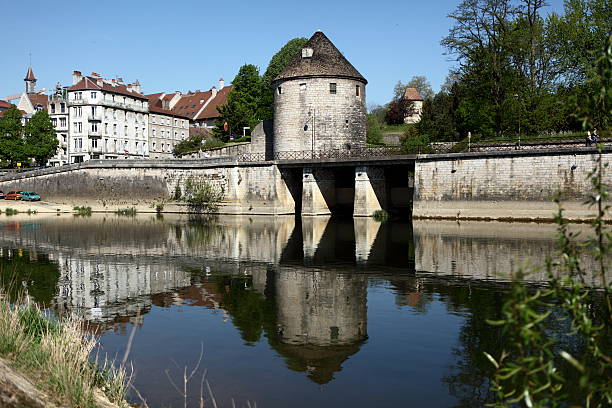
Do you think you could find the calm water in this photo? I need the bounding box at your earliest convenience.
[0,214,603,407]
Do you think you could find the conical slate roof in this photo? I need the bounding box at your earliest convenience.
[24,66,36,81]
[274,31,367,84]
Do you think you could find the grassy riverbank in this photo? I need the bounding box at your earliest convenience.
[0,294,129,407]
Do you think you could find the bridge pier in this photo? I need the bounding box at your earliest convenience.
[353,166,386,217]
[302,167,335,216]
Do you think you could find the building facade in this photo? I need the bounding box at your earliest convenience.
[147,104,190,159]
[67,71,149,162]
[48,83,70,165]
[402,87,423,124]
[272,31,367,157]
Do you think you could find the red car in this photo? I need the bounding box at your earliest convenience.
[5,191,22,200]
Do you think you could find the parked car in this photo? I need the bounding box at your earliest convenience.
[0,191,4,199]
[20,192,41,201]
[5,191,22,200]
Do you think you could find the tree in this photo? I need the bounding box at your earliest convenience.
[24,110,59,166]
[406,75,435,100]
[442,0,519,137]
[0,105,27,166]
[258,38,308,120]
[546,0,612,86]
[214,64,262,141]
[385,98,415,125]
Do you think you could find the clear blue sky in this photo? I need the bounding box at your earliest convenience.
[1,0,565,107]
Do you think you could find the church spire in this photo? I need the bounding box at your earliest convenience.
[24,66,37,93]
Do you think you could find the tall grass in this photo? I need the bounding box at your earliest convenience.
[0,294,129,407]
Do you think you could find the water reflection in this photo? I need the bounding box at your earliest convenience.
[0,214,604,407]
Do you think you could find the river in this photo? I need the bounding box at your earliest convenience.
[0,214,605,407]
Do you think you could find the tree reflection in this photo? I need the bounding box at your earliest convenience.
[0,247,60,306]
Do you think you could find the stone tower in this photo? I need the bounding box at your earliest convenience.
[24,66,37,94]
[272,31,367,157]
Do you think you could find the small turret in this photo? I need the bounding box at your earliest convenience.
[24,66,37,94]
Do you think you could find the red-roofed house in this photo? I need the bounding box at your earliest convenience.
[402,87,424,124]
[67,71,150,162]
[152,79,232,132]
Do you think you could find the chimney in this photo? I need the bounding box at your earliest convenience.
[117,77,123,84]
[127,83,133,91]
[211,86,218,97]
[219,78,225,89]
[72,70,82,85]
[111,79,117,87]
[96,78,103,87]
[91,72,100,77]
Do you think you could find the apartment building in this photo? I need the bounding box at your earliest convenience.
[47,83,70,166]
[146,94,190,159]
[67,71,149,163]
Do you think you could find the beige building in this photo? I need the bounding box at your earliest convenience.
[402,87,423,124]
[146,95,190,158]
[67,71,149,162]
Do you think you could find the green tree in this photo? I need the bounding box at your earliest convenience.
[0,105,27,166]
[407,75,435,100]
[258,37,308,120]
[443,0,520,137]
[24,110,59,166]
[546,0,612,86]
[214,64,261,141]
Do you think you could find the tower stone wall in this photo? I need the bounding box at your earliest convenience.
[273,77,366,154]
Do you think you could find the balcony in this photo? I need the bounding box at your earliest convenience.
[69,99,86,105]
[99,99,148,113]
[88,130,102,137]
[88,112,102,121]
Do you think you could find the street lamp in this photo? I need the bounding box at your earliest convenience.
[514,94,521,148]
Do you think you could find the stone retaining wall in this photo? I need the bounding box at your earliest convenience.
[414,148,612,220]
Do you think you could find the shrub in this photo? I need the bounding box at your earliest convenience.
[367,114,384,145]
[173,183,182,200]
[72,206,92,216]
[372,209,389,222]
[183,176,225,211]
[5,208,19,216]
[400,126,431,153]
[115,207,137,216]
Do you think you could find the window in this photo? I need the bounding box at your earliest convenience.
[74,138,82,149]
[91,92,97,99]
[124,126,128,136]
[356,85,360,96]
[60,103,66,113]
[174,131,178,139]
[301,48,313,58]
[300,83,307,91]
[60,118,66,127]
[104,123,108,133]
[91,138,98,148]
[91,122,98,132]
[62,134,67,143]
[152,129,156,137]
[74,106,82,117]
[174,119,177,126]
[51,104,56,114]
[91,106,96,116]
[52,118,57,127]
[113,124,117,135]
[277,86,282,95]
[330,83,337,94]
[73,92,82,100]
[113,110,117,119]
